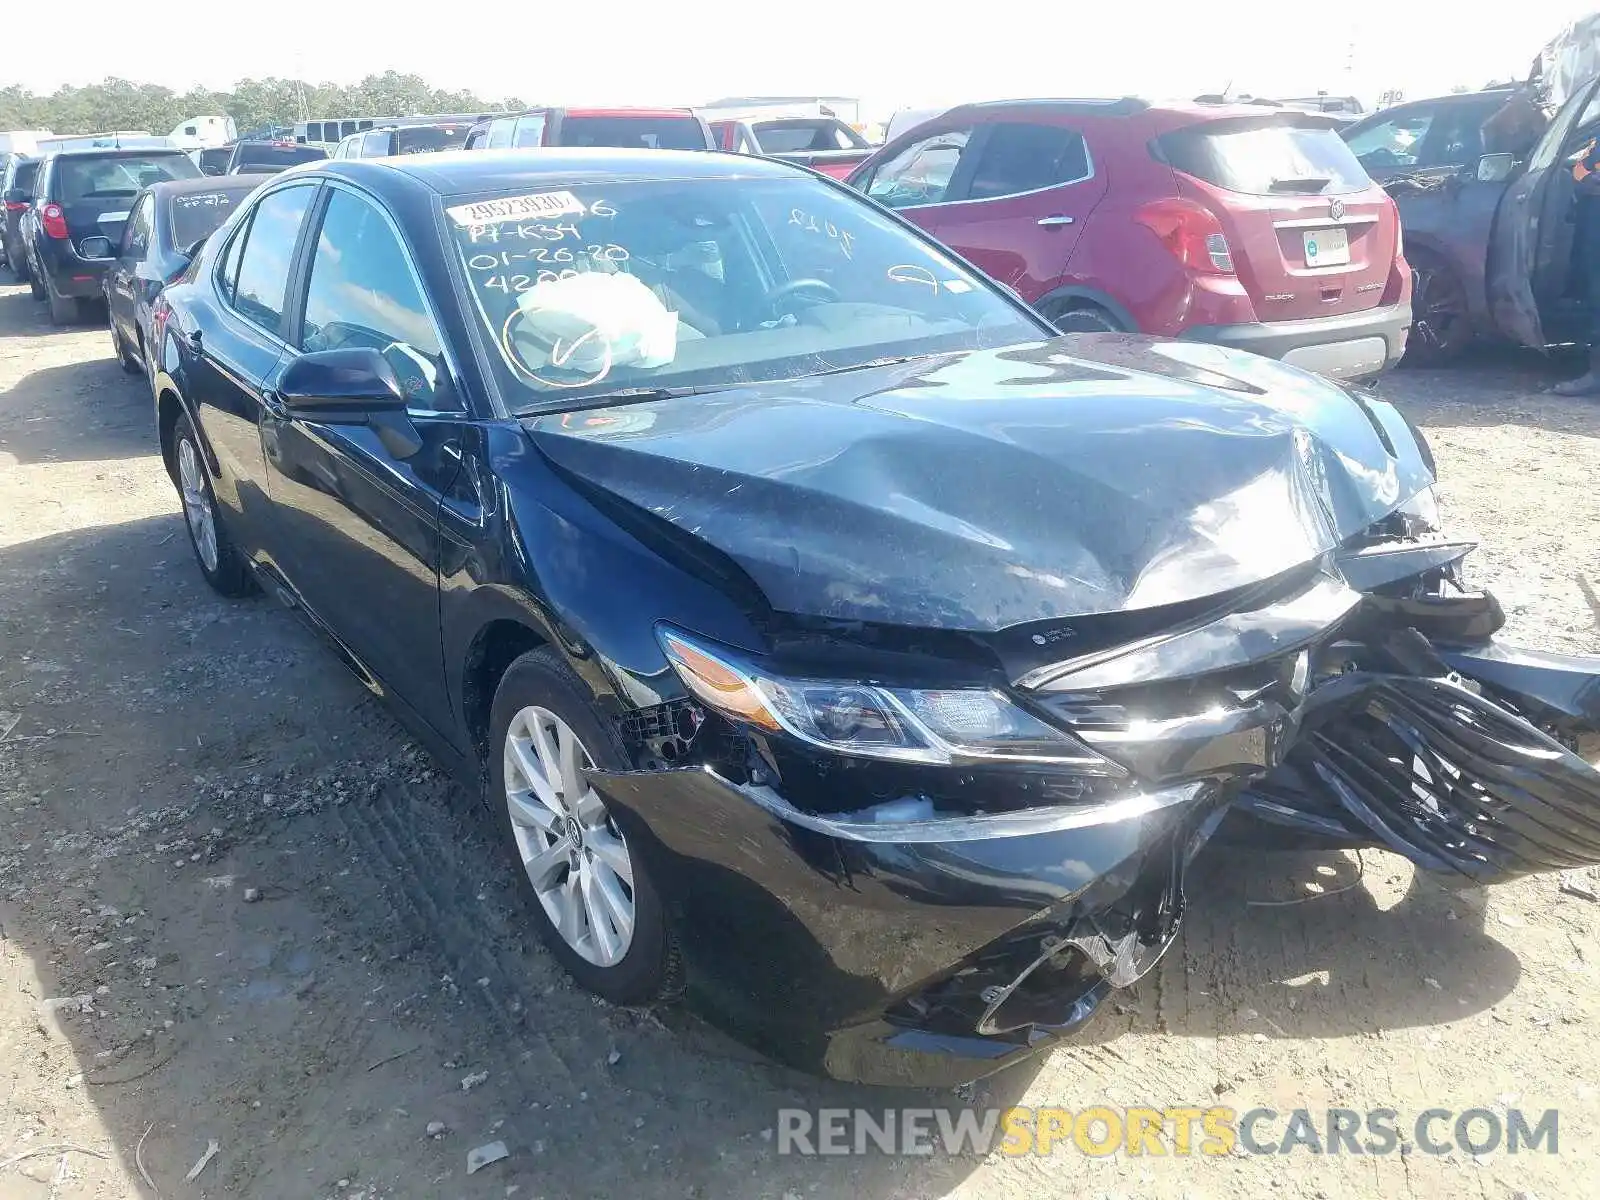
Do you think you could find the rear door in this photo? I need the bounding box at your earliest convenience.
[1160,116,1394,323]
[190,181,320,556]
[107,192,153,344]
[921,120,1107,302]
[1486,80,1600,348]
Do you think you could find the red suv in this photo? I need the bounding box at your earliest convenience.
[846,98,1412,381]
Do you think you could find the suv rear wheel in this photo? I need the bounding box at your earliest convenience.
[1045,301,1126,333]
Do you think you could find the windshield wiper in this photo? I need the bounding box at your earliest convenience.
[803,353,946,380]
[513,384,728,417]
[1268,176,1333,194]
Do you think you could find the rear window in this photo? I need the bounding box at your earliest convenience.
[236,144,328,170]
[392,126,470,155]
[58,155,198,202]
[559,116,707,150]
[169,188,253,249]
[14,160,40,193]
[1159,118,1372,196]
[753,120,864,153]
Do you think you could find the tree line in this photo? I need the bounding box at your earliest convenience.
[0,72,528,138]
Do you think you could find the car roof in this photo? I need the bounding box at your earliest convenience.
[319,147,803,196]
[936,96,1349,127]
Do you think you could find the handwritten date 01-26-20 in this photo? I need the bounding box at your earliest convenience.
[468,244,630,273]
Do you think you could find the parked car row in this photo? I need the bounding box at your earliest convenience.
[111,145,1600,1089]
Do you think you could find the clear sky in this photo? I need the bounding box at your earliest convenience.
[15,1,1600,116]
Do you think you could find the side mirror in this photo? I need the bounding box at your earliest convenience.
[277,348,421,458]
[1475,152,1516,183]
[78,236,114,260]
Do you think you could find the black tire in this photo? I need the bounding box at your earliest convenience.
[47,284,80,325]
[1403,256,1473,366]
[487,646,680,1006]
[1046,302,1126,333]
[170,411,255,597]
[111,315,140,374]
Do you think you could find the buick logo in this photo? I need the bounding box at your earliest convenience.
[1330,198,1346,221]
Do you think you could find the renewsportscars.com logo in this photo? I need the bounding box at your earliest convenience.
[775,1106,1561,1158]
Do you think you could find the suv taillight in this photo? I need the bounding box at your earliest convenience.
[3,199,28,212]
[1383,194,1404,261]
[41,203,68,239]
[1134,197,1235,274]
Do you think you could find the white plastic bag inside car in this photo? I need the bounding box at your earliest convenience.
[510,271,679,379]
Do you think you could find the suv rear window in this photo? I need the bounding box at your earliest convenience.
[13,160,40,193]
[559,116,707,150]
[59,155,197,201]
[393,126,470,155]
[235,144,327,170]
[1159,118,1372,196]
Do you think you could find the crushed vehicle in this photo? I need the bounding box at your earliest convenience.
[1362,12,1600,361]
[147,148,1600,1089]
[707,114,875,179]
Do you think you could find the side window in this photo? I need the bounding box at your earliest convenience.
[512,115,547,148]
[1346,107,1436,170]
[487,119,515,150]
[965,123,1091,200]
[297,189,447,409]
[230,184,316,333]
[121,195,153,257]
[863,127,973,209]
[215,212,251,303]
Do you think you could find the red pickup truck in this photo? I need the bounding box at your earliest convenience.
[708,116,875,179]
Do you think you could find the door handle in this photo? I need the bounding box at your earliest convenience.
[1037,215,1075,228]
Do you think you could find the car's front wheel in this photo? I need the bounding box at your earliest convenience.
[170,412,255,597]
[488,647,679,1005]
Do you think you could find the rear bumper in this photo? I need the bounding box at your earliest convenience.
[1182,302,1412,381]
[37,241,110,298]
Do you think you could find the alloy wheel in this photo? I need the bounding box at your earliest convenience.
[176,436,219,573]
[502,705,636,967]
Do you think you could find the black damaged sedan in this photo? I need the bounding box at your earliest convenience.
[147,149,1600,1086]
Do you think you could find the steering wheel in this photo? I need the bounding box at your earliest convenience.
[762,278,839,318]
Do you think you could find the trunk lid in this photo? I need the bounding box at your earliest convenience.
[1160,115,1396,322]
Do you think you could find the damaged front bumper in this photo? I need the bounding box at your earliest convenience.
[589,561,1600,1086]
[588,767,1227,1086]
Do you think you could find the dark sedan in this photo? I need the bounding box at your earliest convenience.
[104,175,270,377]
[147,150,1600,1086]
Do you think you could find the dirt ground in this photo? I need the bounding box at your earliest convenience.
[2,280,1598,1200]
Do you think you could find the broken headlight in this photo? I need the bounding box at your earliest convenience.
[657,626,1111,769]
[1395,484,1440,535]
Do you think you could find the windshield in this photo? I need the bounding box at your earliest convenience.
[559,116,708,150]
[169,186,256,248]
[447,176,1040,412]
[236,144,327,170]
[59,154,199,201]
[393,126,470,155]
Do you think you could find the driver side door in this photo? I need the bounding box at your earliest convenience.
[260,183,465,736]
[1487,79,1600,348]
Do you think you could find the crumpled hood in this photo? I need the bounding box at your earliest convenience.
[525,336,1435,632]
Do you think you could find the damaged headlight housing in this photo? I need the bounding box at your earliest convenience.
[658,626,1110,768]
[1394,484,1441,536]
